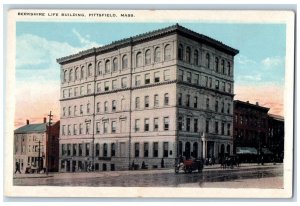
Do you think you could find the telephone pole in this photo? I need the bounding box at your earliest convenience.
[38,140,41,173]
[46,111,53,175]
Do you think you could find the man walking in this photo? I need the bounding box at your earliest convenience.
[15,162,21,174]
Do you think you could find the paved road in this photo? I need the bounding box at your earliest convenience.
[13,163,283,188]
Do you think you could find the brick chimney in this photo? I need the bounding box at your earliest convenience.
[26,120,29,125]
[43,117,47,123]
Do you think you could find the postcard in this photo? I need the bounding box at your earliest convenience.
[4,9,294,198]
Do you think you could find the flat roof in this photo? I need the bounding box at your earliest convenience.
[57,23,239,64]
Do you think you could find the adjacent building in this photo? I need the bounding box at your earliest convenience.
[57,24,239,172]
[268,114,284,161]
[14,119,60,173]
[233,100,284,162]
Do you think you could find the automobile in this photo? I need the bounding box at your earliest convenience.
[175,158,203,174]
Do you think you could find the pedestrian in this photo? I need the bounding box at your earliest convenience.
[161,158,165,168]
[15,162,21,174]
[131,160,135,170]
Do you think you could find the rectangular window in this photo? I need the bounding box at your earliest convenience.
[221,122,225,135]
[144,118,149,132]
[215,121,219,134]
[74,87,78,96]
[111,121,116,133]
[97,83,101,92]
[154,72,160,83]
[112,100,116,111]
[103,122,108,133]
[62,125,65,135]
[154,94,159,107]
[86,123,90,134]
[227,103,231,114]
[153,142,158,157]
[204,76,208,87]
[145,73,150,84]
[178,93,182,106]
[178,69,184,81]
[73,124,77,135]
[135,119,140,132]
[194,96,198,108]
[135,97,140,109]
[215,80,219,90]
[222,81,225,92]
[87,84,91,94]
[134,143,139,157]
[67,125,71,135]
[96,122,100,134]
[87,103,90,114]
[164,69,170,81]
[78,144,83,156]
[69,88,72,97]
[144,96,149,108]
[97,102,100,113]
[194,119,198,132]
[63,90,66,98]
[178,117,183,131]
[186,94,190,107]
[121,77,127,88]
[193,74,199,85]
[144,143,149,157]
[227,123,231,136]
[135,75,141,86]
[63,107,66,117]
[186,118,190,132]
[112,79,117,90]
[163,142,169,157]
[206,120,209,133]
[80,86,84,95]
[206,98,210,110]
[104,81,109,91]
[79,124,82,134]
[80,105,83,115]
[186,72,191,83]
[154,118,159,131]
[86,143,90,156]
[227,83,231,93]
[68,106,71,116]
[209,77,212,88]
[73,144,77,156]
[221,102,224,113]
[74,106,77,116]
[62,144,66,156]
[215,100,219,112]
[67,144,71,156]
[164,117,169,131]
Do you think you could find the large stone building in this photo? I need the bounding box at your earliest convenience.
[57,24,239,172]
[14,119,60,173]
[268,114,284,161]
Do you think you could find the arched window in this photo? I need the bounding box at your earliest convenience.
[96,143,100,156]
[136,52,142,67]
[112,58,118,72]
[194,50,199,65]
[154,47,161,62]
[75,68,79,80]
[221,59,225,74]
[63,70,68,82]
[103,143,107,157]
[97,61,102,75]
[206,53,210,68]
[105,60,110,73]
[112,100,117,111]
[145,49,151,65]
[178,44,183,60]
[111,143,116,157]
[227,62,231,76]
[122,55,128,70]
[164,44,171,61]
[186,46,191,63]
[215,57,219,72]
[69,69,73,82]
[80,66,85,79]
[88,64,92,77]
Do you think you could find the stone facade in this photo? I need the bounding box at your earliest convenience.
[57,24,239,172]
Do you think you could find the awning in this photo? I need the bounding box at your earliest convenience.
[262,148,273,155]
[236,147,258,155]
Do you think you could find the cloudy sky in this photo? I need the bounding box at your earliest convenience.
[15,22,286,127]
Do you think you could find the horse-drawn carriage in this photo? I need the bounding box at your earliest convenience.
[175,158,203,174]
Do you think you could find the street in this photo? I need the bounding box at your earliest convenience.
[13,163,283,188]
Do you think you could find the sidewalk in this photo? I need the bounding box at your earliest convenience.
[13,163,282,179]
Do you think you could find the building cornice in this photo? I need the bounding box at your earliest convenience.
[57,24,239,65]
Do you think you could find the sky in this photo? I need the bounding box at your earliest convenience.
[14,22,286,128]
